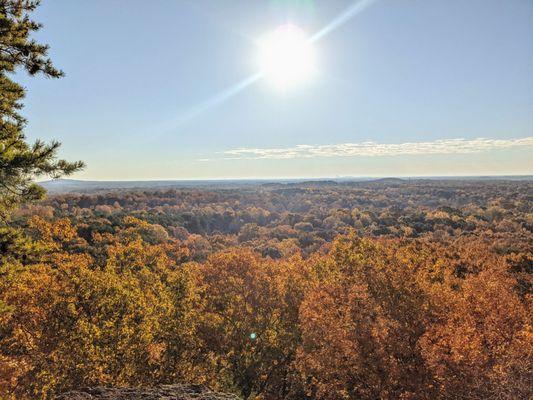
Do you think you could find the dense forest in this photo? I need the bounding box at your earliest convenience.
[1,180,532,399]
[0,1,531,399]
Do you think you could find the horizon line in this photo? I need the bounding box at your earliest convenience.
[39,174,533,183]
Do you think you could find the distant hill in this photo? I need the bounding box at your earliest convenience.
[39,176,533,194]
[367,177,407,184]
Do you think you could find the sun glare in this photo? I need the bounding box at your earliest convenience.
[257,24,316,90]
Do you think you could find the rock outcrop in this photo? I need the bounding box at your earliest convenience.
[56,384,241,400]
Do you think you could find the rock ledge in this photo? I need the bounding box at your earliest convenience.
[56,384,240,400]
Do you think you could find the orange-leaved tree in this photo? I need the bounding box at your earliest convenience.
[196,249,316,399]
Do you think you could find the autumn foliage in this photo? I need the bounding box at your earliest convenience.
[0,2,530,398]
[1,183,532,399]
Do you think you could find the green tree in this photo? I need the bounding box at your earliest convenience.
[0,0,83,218]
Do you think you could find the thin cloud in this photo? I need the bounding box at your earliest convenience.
[222,137,533,160]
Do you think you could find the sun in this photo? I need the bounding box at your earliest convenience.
[257,24,316,90]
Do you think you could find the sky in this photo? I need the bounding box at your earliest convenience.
[18,0,533,180]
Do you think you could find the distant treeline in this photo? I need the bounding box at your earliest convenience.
[16,180,532,259]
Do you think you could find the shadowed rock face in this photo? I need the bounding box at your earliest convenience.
[55,384,241,400]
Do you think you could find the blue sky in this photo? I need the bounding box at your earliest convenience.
[19,0,533,179]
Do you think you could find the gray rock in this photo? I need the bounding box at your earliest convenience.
[55,384,241,400]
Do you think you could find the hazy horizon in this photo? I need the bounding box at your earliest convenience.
[40,174,533,184]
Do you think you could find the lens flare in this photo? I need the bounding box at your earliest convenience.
[164,0,381,131]
[257,24,316,90]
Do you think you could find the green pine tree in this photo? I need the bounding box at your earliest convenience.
[0,0,84,220]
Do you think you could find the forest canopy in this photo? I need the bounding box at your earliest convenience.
[1,180,532,399]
